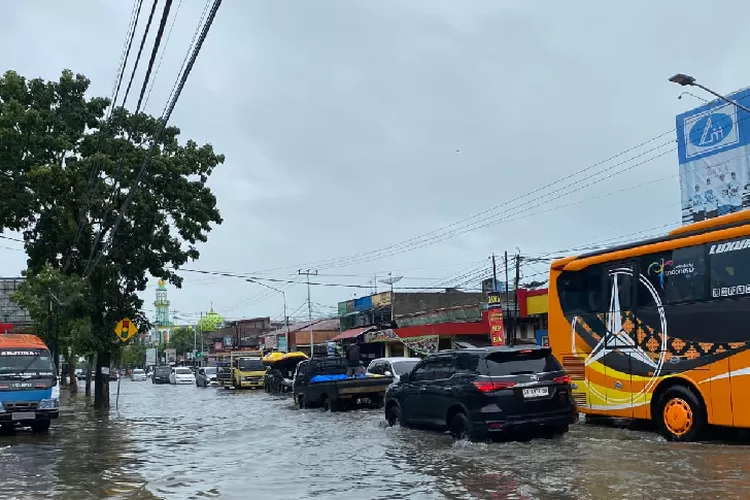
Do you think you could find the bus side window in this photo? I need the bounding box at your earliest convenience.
[557,266,603,316]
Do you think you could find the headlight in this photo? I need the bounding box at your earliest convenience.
[39,398,58,410]
[0,401,5,413]
[51,383,60,400]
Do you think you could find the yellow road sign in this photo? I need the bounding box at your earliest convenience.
[114,318,138,343]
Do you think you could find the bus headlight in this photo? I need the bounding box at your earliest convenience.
[0,401,4,413]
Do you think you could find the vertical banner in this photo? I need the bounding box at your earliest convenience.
[145,348,157,366]
[676,88,750,224]
[166,348,177,364]
[487,292,506,346]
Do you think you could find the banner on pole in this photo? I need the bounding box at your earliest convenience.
[676,88,750,224]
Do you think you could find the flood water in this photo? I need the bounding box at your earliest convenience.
[2,381,750,499]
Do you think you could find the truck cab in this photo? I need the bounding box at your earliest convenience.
[232,356,265,389]
[0,334,60,433]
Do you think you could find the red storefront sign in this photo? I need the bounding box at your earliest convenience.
[488,309,506,346]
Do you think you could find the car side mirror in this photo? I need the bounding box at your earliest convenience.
[384,370,393,377]
[400,373,410,383]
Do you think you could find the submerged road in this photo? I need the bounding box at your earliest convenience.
[2,380,750,499]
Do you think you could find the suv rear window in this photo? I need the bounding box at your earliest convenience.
[483,350,562,376]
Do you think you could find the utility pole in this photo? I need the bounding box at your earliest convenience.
[46,289,57,377]
[246,278,289,352]
[504,251,509,301]
[491,253,498,292]
[380,273,403,323]
[513,251,521,346]
[299,269,318,357]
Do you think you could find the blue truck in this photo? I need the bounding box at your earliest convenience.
[0,334,60,433]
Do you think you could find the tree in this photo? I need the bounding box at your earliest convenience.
[168,326,196,356]
[2,70,224,408]
[121,341,147,369]
[10,263,91,392]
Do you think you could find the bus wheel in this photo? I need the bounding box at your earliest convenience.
[656,385,706,442]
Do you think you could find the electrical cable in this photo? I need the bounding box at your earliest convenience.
[122,0,160,109]
[142,0,183,112]
[135,0,174,114]
[84,0,222,278]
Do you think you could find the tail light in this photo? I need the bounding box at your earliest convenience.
[554,374,572,384]
[472,380,517,392]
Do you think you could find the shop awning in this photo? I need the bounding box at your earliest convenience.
[331,326,374,341]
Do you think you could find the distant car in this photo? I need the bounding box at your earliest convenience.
[170,367,196,385]
[75,368,86,380]
[384,346,578,441]
[108,369,119,381]
[131,369,147,381]
[152,365,171,385]
[366,357,421,384]
[196,366,219,387]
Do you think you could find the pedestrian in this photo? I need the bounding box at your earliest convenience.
[345,342,360,377]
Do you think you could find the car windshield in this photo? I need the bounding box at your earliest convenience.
[133,369,145,374]
[205,367,217,375]
[239,359,264,371]
[484,350,562,376]
[175,368,192,375]
[0,349,56,378]
[391,360,419,375]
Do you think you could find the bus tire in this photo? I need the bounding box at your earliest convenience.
[655,385,706,442]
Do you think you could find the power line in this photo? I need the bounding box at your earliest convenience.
[84,0,223,278]
[122,0,160,109]
[142,0,184,112]
[135,0,174,114]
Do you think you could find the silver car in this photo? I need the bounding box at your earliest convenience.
[366,357,421,384]
[196,366,219,387]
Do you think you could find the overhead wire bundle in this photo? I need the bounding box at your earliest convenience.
[82,0,223,278]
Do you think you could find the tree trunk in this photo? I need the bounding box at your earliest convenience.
[94,351,110,409]
[85,355,93,397]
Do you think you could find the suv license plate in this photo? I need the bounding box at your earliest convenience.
[12,412,36,420]
[522,387,549,398]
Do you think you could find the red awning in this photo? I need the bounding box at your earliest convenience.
[331,327,373,342]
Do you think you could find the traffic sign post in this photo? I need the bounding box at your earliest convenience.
[114,318,139,343]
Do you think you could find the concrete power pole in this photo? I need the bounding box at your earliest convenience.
[299,269,318,356]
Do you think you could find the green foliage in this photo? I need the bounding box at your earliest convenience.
[168,326,195,356]
[1,69,224,367]
[121,342,147,369]
[10,263,92,352]
[197,309,224,332]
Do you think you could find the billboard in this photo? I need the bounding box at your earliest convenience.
[146,348,157,366]
[677,88,750,224]
[166,348,177,364]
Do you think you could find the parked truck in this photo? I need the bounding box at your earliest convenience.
[293,356,393,411]
[0,334,60,433]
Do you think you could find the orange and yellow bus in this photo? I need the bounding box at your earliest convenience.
[548,209,750,441]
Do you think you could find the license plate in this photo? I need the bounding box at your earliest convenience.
[12,412,35,420]
[522,387,549,398]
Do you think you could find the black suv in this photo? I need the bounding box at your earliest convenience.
[152,365,171,385]
[384,346,577,440]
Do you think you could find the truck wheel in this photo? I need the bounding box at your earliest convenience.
[298,395,307,409]
[371,395,384,409]
[323,396,338,412]
[30,421,51,434]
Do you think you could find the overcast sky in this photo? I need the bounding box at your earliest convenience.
[2,0,747,326]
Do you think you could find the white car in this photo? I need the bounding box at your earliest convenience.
[366,357,421,384]
[169,367,196,385]
[131,368,147,381]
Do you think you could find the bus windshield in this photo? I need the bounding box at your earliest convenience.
[0,349,56,378]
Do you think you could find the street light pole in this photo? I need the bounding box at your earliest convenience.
[246,278,289,353]
[669,73,750,114]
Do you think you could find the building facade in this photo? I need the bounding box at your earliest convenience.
[0,277,32,333]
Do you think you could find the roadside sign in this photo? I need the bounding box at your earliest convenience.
[114,318,138,343]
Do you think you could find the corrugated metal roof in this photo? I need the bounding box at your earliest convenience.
[331,326,374,342]
[264,318,340,336]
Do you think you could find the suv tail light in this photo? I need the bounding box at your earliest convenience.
[554,374,572,384]
[472,380,517,392]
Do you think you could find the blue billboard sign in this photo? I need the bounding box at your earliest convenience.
[676,88,750,224]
